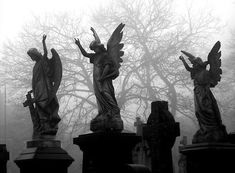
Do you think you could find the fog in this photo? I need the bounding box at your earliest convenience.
[1,0,235,42]
[0,0,235,173]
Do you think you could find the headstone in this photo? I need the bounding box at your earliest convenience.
[133,117,151,168]
[143,101,180,173]
[178,136,187,173]
[15,140,74,173]
[0,144,9,173]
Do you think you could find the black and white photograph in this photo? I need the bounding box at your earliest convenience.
[0,0,235,172]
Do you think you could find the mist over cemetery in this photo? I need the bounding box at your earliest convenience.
[1,0,235,173]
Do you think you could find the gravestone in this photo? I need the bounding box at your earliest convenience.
[143,101,180,173]
[178,136,187,173]
[133,117,151,168]
[0,144,9,173]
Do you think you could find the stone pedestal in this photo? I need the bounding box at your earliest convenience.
[179,143,235,173]
[14,140,74,173]
[73,132,142,173]
[0,144,9,173]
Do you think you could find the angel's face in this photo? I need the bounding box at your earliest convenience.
[93,47,102,53]
[193,62,206,71]
[29,52,42,62]
[27,48,42,61]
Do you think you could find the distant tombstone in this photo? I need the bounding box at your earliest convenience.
[143,101,180,173]
[133,117,151,168]
[134,117,144,136]
[178,136,187,173]
[0,144,9,173]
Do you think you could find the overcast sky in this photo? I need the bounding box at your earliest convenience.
[0,0,235,46]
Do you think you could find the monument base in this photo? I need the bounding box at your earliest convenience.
[15,140,74,173]
[0,144,9,173]
[179,143,235,173]
[73,132,143,173]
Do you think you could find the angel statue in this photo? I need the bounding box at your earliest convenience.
[74,23,125,132]
[179,41,227,143]
[23,35,62,139]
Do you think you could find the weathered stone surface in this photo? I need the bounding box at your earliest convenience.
[90,114,123,132]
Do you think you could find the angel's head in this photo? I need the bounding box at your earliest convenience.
[190,57,207,69]
[27,48,42,61]
[89,40,106,53]
[181,50,207,69]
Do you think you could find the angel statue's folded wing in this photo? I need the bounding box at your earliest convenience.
[207,41,222,87]
[107,23,125,79]
[49,48,62,94]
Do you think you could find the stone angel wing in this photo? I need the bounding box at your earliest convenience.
[49,48,62,95]
[107,23,125,79]
[207,41,222,87]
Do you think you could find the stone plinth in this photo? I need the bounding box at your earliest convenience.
[179,143,235,173]
[0,144,9,173]
[15,140,74,173]
[73,132,142,173]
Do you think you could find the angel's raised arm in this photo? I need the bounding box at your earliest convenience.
[74,38,93,58]
[42,34,48,58]
[179,56,192,72]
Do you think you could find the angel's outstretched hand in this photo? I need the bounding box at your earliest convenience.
[42,34,47,42]
[90,27,95,32]
[74,38,81,46]
[179,55,185,61]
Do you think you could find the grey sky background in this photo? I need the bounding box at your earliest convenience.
[0,0,235,45]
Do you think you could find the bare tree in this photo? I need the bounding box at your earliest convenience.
[0,0,222,137]
[91,0,220,125]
